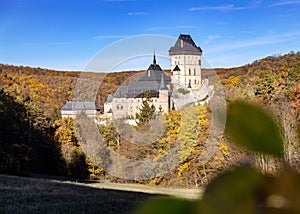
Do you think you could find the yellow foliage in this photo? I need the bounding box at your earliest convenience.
[219,142,229,157]
[214,142,229,169]
[19,77,27,82]
[197,104,209,133]
[222,75,239,87]
[178,162,190,178]
[214,156,224,162]
[179,105,198,162]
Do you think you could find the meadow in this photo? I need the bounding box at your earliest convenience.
[0,174,201,213]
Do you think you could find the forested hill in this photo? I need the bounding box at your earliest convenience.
[0,51,299,183]
[0,64,138,116]
[203,51,300,79]
[1,51,300,118]
[0,52,300,116]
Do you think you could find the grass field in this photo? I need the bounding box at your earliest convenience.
[0,174,202,213]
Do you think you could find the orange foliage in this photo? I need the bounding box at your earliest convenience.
[290,82,300,120]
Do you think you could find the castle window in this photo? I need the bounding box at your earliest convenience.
[188,80,191,88]
[194,68,196,75]
[189,69,191,75]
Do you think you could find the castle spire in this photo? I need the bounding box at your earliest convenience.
[153,51,156,65]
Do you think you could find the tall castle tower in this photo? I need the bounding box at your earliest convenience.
[169,34,202,89]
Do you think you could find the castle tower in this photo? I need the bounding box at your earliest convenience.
[169,34,202,89]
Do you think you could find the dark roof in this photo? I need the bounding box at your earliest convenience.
[139,68,171,83]
[106,94,113,102]
[127,81,160,95]
[61,102,97,111]
[173,65,181,71]
[114,81,160,98]
[169,34,202,55]
[112,54,170,98]
[159,74,168,90]
[128,81,159,91]
[113,86,127,98]
[139,54,171,83]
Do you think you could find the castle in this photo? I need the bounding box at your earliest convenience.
[103,34,211,120]
[60,34,212,119]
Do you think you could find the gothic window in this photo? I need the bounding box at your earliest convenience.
[188,79,191,88]
[194,79,197,84]
[189,68,191,75]
[121,105,123,110]
[194,68,196,75]
[199,60,201,65]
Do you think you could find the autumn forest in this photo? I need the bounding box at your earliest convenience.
[0,51,299,188]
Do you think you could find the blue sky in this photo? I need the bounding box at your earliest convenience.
[0,0,300,71]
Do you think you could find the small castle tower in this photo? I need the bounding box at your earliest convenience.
[169,34,202,89]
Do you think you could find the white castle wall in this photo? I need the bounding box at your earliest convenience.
[170,54,202,89]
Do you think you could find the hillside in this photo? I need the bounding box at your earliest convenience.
[0,64,139,116]
[0,51,299,187]
[1,51,299,117]
[203,51,300,78]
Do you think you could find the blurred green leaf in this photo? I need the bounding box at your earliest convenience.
[226,101,284,157]
[199,167,267,214]
[131,197,197,214]
[262,167,300,213]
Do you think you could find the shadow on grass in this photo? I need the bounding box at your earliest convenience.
[0,174,159,214]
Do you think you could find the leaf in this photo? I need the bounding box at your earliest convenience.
[198,167,267,214]
[256,167,300,213]
[131,197,196,214]
[226,101,284,157]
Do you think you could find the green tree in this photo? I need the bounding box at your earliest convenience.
[254,71,276,102]
[98,122,120,150]
[135,93,156,126]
